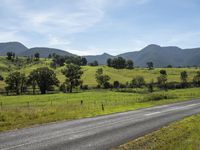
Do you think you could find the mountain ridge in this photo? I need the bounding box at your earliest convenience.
[0,41,199,67]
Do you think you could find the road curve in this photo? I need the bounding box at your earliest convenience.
[0,99,200,150]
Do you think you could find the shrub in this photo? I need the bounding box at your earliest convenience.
[81,85,89,90]
[131,76,145,88]
[0,75,4,81]
[113,81,120,89]
[143,93,177,102]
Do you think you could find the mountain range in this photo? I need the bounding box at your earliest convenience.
[0,42,200,67]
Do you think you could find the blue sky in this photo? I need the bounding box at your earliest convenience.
[0,0,200,55]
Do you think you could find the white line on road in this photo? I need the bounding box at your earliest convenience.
[144,103,199,116]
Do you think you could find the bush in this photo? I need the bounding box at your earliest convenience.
[81,85,89,90]
[113,81,120,89]
[119,83,126,88]
[0,75,4,81]
[143,93,177,102]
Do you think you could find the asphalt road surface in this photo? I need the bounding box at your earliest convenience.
[1,99,200,150]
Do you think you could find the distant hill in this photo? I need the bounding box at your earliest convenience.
[84,53,114,65]
[85,44,200,67]
[0,42,28,56]
[118,44,200,67]
[21,47,76,58]
[0,42,199,67]
[0,42,76,58]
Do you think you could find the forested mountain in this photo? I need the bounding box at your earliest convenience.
[0,42,200,67]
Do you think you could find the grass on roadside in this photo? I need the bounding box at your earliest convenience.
[115,114,200,150]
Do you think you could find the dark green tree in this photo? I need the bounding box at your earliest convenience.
[89,60,99,66]
[180,71,188,87]
[0,75,4,81]
[34,53,40,61]
[62,64,83,93]
[148,79,154,93]
[107,58,113,67]
[193,71,200,87]
[48,54,52,59]
[7,52,13,60]
[95,68,111,88]
[126,60,134,69]
[5,72,27,95]
[29,67,59,94]
[157,70,168,90]
[112,57,126,69]
[81,57,87,66]
[27,71,38,94]
[113,81,120,89]
[147,62,154,70]
[131,76,145,88]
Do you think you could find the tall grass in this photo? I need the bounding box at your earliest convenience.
[0,88,200,132]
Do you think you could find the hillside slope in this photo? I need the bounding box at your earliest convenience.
[21,47,76,57]
[84,53,114,65]
[118,44,200,67]
[0,42,28,56]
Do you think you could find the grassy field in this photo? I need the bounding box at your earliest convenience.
[115,114,200,150]
[0,57,199,90]
[0,88,200,132]
[0,57,199,132]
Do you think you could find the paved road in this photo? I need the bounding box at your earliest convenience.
[1,99,200,150]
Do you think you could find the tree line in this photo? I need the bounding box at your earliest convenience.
[107,57,134,69]
[2,66,200,95]
[4,64,84,95]
[95,68,200,91]
[50,53,87,68]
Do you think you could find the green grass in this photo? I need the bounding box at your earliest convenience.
[82,66,198,87]
[0,57,199,90]
[115,114,200,150]
[0,57,199,132]
[0,88,200,132]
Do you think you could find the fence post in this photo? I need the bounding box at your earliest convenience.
[0,102,2,109]
[102,103,104,111]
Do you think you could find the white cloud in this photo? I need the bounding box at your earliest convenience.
[0,0,107,49]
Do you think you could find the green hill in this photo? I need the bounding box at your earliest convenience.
[0,57,198,91]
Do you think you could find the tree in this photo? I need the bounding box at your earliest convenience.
[34,53,40,61]
[62,64,83,93]
[113,81,120,89]
[167,65,172,68]
[29,67,59,94]
[0,75,4,81]
[89,60,99,66]
[147,62,154,70]
[107,58,113,67]
[6,52,15,60]
[81,57,87,66]
[95,68,111,88]
[157,70,168,90]
[27,71,38,94]
[5,72,27,95]
[48,54,52,59]
[193,71,200,87]
[148,79,154,93]
[180,71,188,87]
[95,68,103,87]
[131,76,145,88]
[126,60,134,69]
[111,57,126,69]
[160,70,167,75]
